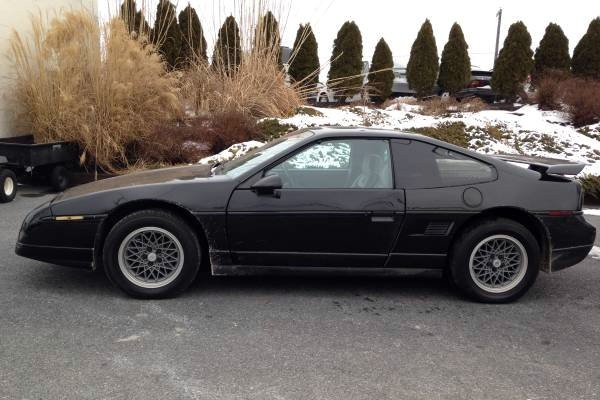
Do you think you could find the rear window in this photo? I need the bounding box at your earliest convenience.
[392,139,496,188]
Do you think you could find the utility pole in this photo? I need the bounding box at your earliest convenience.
[494,8,503,66]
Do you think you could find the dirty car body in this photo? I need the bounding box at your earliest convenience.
[16,127,595,302]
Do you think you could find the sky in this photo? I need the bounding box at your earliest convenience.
[102,0,598,79]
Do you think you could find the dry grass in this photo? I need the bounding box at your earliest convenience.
[185,51,302,118]
[419,96,487,116]
[381,96,486,115]
[8,10,180,173]
[381,97,418,110]
[182,3,303,119]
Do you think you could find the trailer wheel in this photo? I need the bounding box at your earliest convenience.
[50,165,69,192]
[0,169,17,203]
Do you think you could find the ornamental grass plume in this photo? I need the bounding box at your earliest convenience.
[9,10,181,172]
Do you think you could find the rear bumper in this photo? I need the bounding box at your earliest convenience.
[539,214,596,272]
[15,242,93,269]
[551,244,594,272]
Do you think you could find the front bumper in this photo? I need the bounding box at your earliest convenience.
[15,201,103,269]
[15,242,93,268]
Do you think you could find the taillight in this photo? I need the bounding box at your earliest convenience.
[548,210,574,217]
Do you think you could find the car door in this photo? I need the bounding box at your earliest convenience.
[226,138,405,268]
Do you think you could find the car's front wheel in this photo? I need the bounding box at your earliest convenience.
[449,218,540,303]
[103,209,201,298]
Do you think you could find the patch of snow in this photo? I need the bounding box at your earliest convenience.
[588,246,600,260]
[583,209,600,216]
[199,141,264,165]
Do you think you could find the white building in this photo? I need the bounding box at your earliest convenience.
[0,0,97,139]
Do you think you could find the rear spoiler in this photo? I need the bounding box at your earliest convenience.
[493,154,586,175]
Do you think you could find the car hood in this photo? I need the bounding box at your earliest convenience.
[55,164,214,202]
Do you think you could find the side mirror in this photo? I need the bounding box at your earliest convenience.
[251,174,283,195]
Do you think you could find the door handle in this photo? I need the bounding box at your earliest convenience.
[371,215,394,223]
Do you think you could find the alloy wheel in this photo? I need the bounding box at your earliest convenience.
[468,234,528,293]
[117,227,185,289]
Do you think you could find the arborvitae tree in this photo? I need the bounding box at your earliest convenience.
[327,21,363,100]
[367,38,394,102]
[533,23,570,79]
[212,16,242,75]
[572,18,600,79]
[288,24,320,89]
[491,21,533,100]
[119,0,149,37]
[438,23,471,95]
[255,11,281,64]
[407,19,439,97]
[178,5,207,66]
[151,0,182,69]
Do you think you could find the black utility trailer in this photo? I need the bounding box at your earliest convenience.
[0,138,78,203]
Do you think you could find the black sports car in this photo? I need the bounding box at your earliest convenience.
[15,127,596,302]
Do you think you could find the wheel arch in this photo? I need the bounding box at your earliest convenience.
[93,199,209,271]
[450,206,551,272]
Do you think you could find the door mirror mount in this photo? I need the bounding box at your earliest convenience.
[251,174,283,195]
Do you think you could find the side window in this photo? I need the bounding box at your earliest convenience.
[392,139,496,188]
[266,139,393,189]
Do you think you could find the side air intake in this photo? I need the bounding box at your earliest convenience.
[424,221,453,236]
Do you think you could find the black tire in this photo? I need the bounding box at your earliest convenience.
[449,218,540,303]
[50,165,69,192]
[0,169,18,203]
[102,209,201,299]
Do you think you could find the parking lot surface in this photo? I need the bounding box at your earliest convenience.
[1,187,599,399]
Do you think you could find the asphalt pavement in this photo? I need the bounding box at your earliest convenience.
[1,186,599,400]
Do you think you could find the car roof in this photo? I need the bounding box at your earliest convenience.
[307,126,456,143]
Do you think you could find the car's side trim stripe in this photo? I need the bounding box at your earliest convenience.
[226,211,393,215]
[212,265,440,276]
[17,243,93,251]
[233,250,387,257]
[533,211,583,216]
[404,210,478,214]
[389,252,447,257]
[232,251,447,257]
[553,244,594,252]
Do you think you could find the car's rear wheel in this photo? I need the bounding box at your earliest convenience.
[449,218,540,303]
[0,169,17,203]
[103,209,201,298]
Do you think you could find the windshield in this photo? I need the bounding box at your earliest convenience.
[214,130,314,178]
